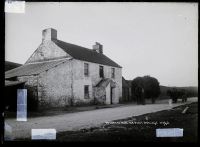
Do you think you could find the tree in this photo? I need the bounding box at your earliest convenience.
[131,76,160,104]
[142,76,160,103]
[131,77,145,104]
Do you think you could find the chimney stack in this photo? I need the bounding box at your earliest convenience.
[93,42,103,54]
[42,28,57,42]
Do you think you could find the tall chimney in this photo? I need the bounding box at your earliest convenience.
[93,42,103,54]
[42,28,57,42]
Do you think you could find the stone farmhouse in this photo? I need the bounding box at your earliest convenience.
[5,28,122,110]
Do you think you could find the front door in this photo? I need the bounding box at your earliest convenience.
[110,87,113,104]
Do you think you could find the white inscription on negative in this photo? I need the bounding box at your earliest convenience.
[156,128,183,137]
[31,129,56,140]
[5,1,25,13]
[17,89,27,121]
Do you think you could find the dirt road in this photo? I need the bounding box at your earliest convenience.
[5,97,197,139]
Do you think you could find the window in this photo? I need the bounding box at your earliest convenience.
[84,63,89,76]
[111,68,115,78]
[99,65,104,78]
[84,85,89,99]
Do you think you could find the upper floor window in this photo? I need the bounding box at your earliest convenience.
[84,63,89,76]
[84,85,89,99]
[99,65,104,78]
[111,68,115,78]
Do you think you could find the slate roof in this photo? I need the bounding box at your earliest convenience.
[53,39,122,68]
[5,59,68,79]
[5,61,22,71]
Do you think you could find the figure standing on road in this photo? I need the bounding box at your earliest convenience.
[136,86,145,105]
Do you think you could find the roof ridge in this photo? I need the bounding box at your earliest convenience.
[54,39,94,52]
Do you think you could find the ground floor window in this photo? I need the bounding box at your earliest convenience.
[84,85,89,99]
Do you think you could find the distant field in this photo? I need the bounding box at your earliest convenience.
[159,85,198,97]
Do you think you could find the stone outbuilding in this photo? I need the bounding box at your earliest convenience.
[5,28,122,110]
[122,77,132,102]
[5,61,22,71]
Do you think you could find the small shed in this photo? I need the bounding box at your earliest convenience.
[5,80,25,111]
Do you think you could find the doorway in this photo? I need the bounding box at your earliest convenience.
[110,87,113,104]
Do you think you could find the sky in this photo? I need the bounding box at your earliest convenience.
[5,2,198,87]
